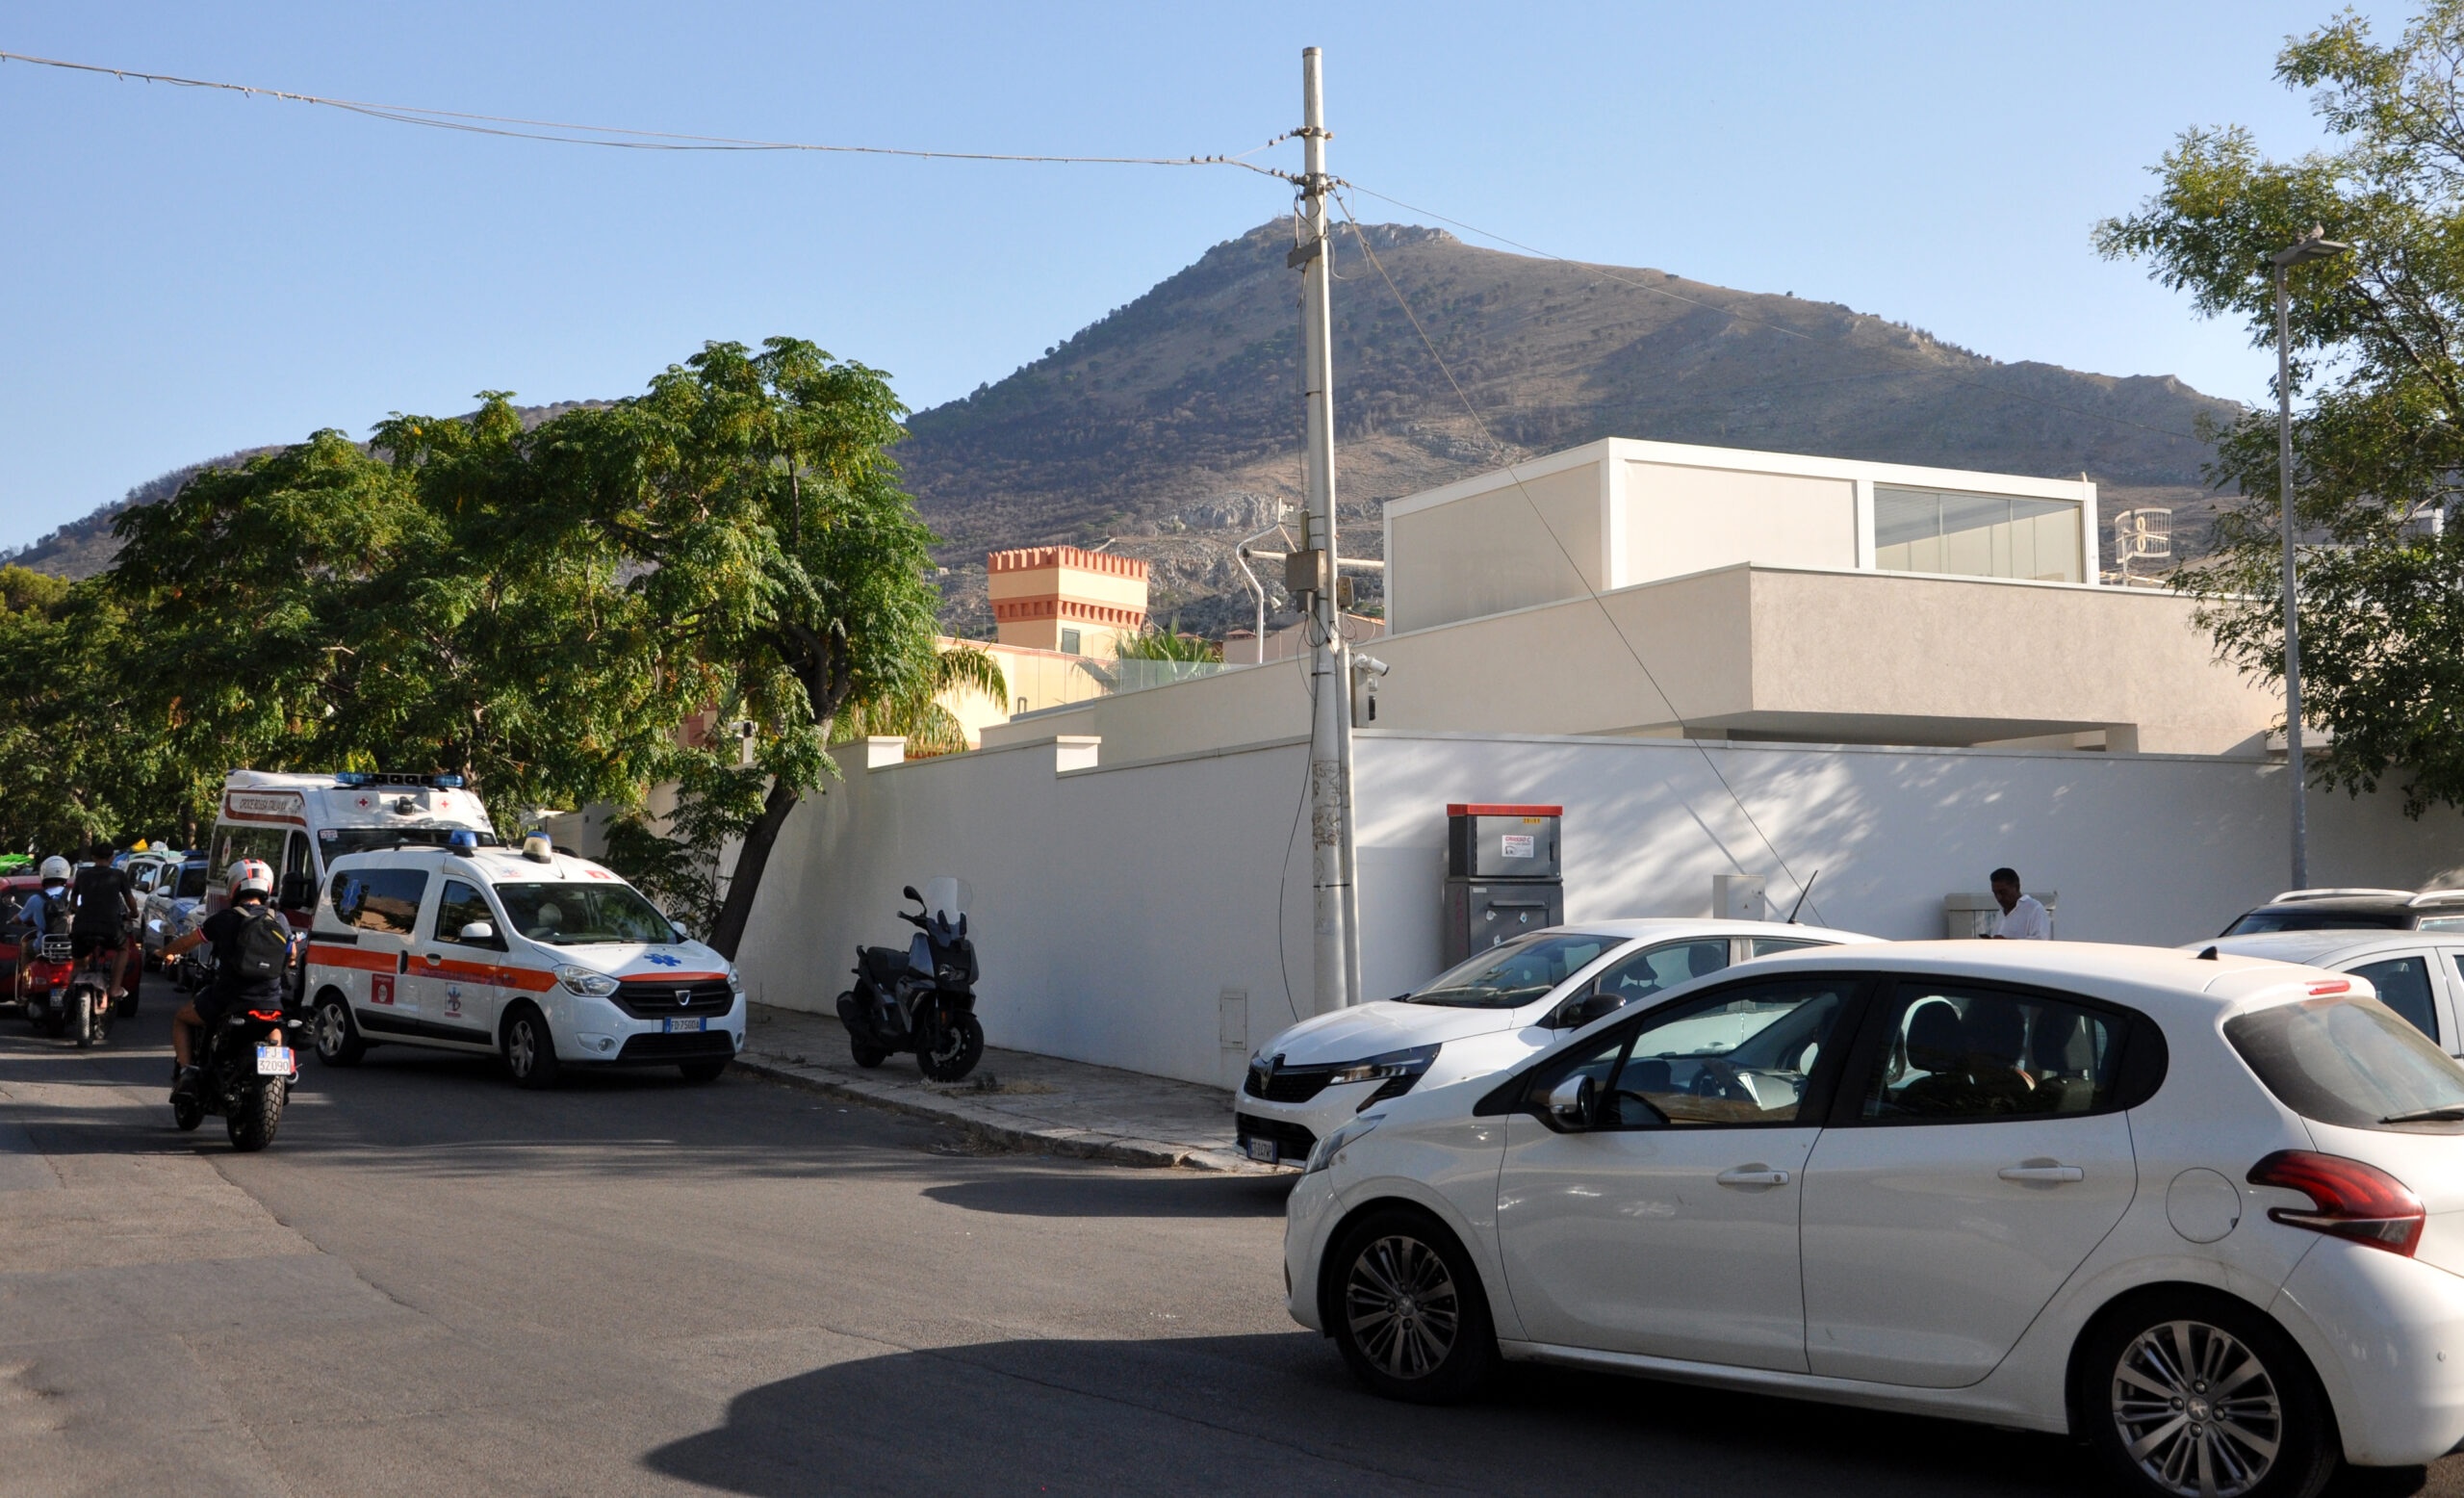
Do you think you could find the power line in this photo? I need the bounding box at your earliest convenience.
[0,49,1299,177]
[1337,180,2221,448]
[1337,192,1830,924]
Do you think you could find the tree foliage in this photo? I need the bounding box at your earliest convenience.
[2097,1,2464,814]
[0,337,967,954]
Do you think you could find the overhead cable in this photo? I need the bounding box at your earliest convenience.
[0,49,1299,178]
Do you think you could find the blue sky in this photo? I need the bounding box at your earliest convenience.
[0,0,2406,552]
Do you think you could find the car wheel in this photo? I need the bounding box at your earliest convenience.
[1327,1208,1497,1405]
[501,1004,561,1090]
[311,991,366,1067]
[2078,1290,2338,1498]
[677,1060,728,1084]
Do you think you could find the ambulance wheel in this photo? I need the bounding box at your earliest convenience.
[501,1004,561,1090]
[312,991,366,1067]
[678,1060,728,1083]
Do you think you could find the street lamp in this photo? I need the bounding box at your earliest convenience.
[2271,225,2351,891]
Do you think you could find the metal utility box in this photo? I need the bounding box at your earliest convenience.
[1443,803,1565,967]
[1443,880,1567,967]
[1945,891,2058,939]
[1446,804,1562,879]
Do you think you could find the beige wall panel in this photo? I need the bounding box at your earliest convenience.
[1625,462,1856,583]
[1390,461,1600,633]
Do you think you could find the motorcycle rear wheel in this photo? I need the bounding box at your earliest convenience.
[69,992,93,1048]
[226,1079,284,1152]
[916,1012,985,1083]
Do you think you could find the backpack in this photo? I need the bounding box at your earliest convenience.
[230,904,290,987]
[69,865,127,937]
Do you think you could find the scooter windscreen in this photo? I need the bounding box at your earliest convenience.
[921,877,971,925]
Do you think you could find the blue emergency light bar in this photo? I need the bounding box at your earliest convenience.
[332,772,466,789]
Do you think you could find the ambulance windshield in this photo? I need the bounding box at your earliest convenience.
[493,881,677,946]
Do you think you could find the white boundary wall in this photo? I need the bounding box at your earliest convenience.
[733,730,2464,1089]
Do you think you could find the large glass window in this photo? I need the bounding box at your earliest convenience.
[2226,995,2464,1131]
[327,867,429,938]
[2350,956,2440,1042]
[1557,978,1852,1127]
[493,881,677,946]
[432,880,505,950]
[1874,486,2083,583]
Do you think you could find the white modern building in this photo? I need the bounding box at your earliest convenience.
[733,439,2464,1088]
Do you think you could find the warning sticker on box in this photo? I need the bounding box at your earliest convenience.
[1500,834,1535,859]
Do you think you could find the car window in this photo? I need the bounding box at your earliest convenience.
[493,881,677,946]
[1401,932,1620,1009]
[1862,984,2121,1122]
[432,880,503,949]
[215,824,289,879]
[1580,978,1852,1127]
[129,865,157,894]
[327,867,429,938]
[173,865,209,899]
[1590,940,1728,1009]
[1751,937,1824,957]
[2420,916,2464,932]
[2349,956,2439,1042]
[2226,995,2464,1132]
[2223,909,2409,935]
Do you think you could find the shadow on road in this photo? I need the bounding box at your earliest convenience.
[641,1332,2120,1498]
[922,1171,1291,1218]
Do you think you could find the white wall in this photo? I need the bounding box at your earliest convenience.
[734,728,2464,1088]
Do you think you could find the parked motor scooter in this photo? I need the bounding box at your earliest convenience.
[836,878,985,1081]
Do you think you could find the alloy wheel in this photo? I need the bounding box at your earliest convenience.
[2111,1318,2283,1498]
[507,1020,536,1076]
[315,1003,347,1058]
[1345,1234,1461,1381]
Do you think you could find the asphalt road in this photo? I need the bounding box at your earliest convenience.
[3,970,2457,1497]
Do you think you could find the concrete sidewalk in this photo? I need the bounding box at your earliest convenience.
[733,1004,1279,1175]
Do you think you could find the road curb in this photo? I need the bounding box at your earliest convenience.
[730,1052,1285,1175]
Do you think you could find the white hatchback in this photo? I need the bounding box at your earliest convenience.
[1285,941,2464,1497]
[1234,919,1875,1167]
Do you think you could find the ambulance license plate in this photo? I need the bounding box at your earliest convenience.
[255,1045,294,1076]
[663,1017,706,1034]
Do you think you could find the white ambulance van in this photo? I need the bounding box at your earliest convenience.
[209,770,500,930]
[301,834,745,1087]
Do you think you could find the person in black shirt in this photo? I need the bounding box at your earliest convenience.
[69,841,140,1002]
[161,859,284,1094]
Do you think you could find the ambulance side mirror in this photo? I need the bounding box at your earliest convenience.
[458,921,497,943]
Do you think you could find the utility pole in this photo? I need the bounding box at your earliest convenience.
[2270,225,2350,891]
[1295,46,1351,1014]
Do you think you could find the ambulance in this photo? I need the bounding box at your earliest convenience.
[208,770,500,929]
[300,832,745,1086]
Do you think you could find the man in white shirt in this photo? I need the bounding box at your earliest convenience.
[1987,866,2052,940]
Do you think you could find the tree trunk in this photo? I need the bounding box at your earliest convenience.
[705,773,804,960]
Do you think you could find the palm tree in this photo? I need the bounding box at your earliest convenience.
[831,640,1007,758]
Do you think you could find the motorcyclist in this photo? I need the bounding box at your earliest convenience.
[69,841,141,1005]
[14,857,72,1000]
[161,861,285,1097]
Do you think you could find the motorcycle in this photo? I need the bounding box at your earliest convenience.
[171,924,310,1151]
[17,929,116,1047]
[836,878,986,1082]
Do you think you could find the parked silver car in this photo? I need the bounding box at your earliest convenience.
[2198,928,2464,1053]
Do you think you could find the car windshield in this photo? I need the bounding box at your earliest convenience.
[2225,995,2464,1132]
[2223,908,2408,935]
[1401,933,1620,1009]
[492,881,676,945]
[322,828,501,861]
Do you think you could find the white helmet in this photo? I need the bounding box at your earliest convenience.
[38,856,69,883]
[228,859,275,898]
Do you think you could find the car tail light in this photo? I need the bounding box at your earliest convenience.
[2247,1149,2425,1255]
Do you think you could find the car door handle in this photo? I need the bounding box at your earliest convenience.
[1997,1164,2086,1184]
[1715,1167,1790,1188]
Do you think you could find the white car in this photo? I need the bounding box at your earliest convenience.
[2199,929,2464,1056]
[1235,919,1876,1167]
[1285,941,2464,1496]
[303,839,744,1086]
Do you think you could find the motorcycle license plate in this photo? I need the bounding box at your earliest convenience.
[254,1045,294,1076]
[662,1017,706,1034]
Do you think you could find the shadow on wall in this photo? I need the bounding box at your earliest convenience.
[640,1333,2108,1497]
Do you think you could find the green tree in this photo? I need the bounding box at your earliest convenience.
[1113,618,1221,663]
[2097,1,2464,814]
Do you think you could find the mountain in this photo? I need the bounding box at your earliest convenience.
[14,224,2239,623]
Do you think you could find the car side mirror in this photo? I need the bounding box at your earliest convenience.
[671,922,690,943]
[1553,988,1620,1029]
[1542,1073,1597,1129]
[458,921,496,943]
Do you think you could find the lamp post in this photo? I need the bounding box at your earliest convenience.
[2270,225,2350,891]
